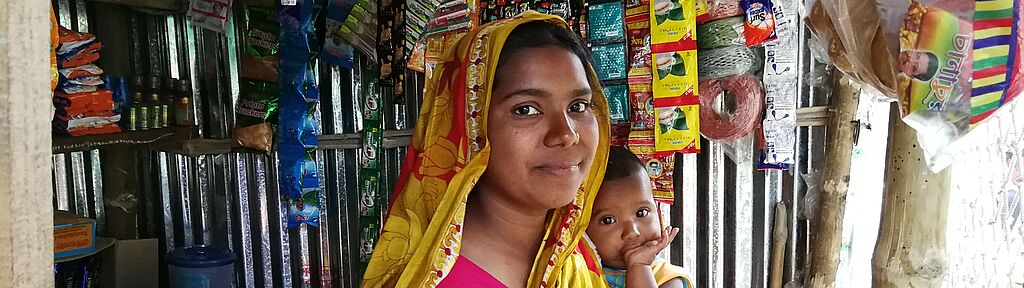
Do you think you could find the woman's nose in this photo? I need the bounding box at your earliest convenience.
[544,113,580,147]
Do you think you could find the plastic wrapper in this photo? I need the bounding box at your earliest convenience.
[628,131,677,203]
[50,8,59,94]
[59,122,122,137]
[288,189,322,229]
[243,7,280,82]
[655,105,701,153]
[56,26,96,56]
[60,76,104,87]
[741,0,779,46]
[57,84,98,95]
[324,0,357,68]
[280,146,320,199]
[627,12,654,78]
[602,84,632,122]
[54,90,115,116]
[54,114,121,130]
[631,83,657,130]
[652,51,698,99]
[804,0,897,97]
[592,43,629,81]
[187,0,233,34]
[589,1,627,44]
[339,0,377,62]
[234,80,279,152]
[57,43,101,69]
[59,64,104,80]
[650,0,698,52]
[760,0,798,165]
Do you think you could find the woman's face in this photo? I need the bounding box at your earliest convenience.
[480,46,599,210]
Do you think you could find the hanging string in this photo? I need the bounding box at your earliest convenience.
[697,45,761,80]
[699,74,764,141]
[697,16,745,50]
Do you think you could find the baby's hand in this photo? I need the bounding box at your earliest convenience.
[623,226,679,268]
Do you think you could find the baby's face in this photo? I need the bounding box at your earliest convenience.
[586,171,662,269]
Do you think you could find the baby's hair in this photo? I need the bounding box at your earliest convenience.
[605,146,646,182]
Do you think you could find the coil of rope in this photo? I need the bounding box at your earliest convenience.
[697,45,761,80]
[697,16,745,50]
[699,74,764,141]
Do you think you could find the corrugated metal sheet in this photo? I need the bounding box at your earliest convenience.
[49,1,820,287]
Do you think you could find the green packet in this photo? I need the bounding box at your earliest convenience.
[602,84,631,122]
[358,170,379,217]
[237,80,279,127]
[245,7,279,58]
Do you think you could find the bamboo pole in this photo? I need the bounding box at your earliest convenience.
[770,203,789,288]
[807,73,861,288]
[870,103,950,288]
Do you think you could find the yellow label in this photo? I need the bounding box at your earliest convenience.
[697,0,708,16]
[654,105,701,153]
[651,51,698,99]
[650,0,697,49]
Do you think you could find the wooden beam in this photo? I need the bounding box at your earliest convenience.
[871,103,950,288]
[770,203,789,288]
[807,73,861,288]
[0,0,54,286]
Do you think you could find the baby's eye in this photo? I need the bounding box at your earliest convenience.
[600,216,616,225]
[636,208,650,218]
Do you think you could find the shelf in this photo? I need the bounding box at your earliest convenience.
[52,126,199,154]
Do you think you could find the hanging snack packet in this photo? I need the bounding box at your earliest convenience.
[358,170,380,217]
[279,145,320,199]
[654,103,700,153]
[627,131,676,203]
[324,0,357,68]
[627,12,653,78]
[651,51,698,99]
[288,189,322,228]
[243,7,280,82]
[602,84,632,122]
[630,83,656,130]
[588,1,626,43]
[187,0,233,34]
[235,80,279,152]
[592,43,628,81]
[741,0,778,47]
[649,0,697,52]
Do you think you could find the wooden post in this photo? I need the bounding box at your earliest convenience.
[870,103,950,288]
[807,73,860,288]
[0,1,55,286]
[770,203,788,288]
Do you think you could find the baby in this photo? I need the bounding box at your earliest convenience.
[587,146,691,288]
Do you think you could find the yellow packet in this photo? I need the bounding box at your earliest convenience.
[654,105,701,153]
[651,51,698,99]
[649,0,697,52]
[697,0,708,17]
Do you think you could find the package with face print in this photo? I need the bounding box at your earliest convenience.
[627,131,676,203]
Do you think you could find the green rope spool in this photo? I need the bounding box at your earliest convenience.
[698,45,761,80]
[697,16,745,50]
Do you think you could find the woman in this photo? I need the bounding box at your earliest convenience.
[362,12,611,287]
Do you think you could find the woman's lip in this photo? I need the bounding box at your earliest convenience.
[533,163,582,176]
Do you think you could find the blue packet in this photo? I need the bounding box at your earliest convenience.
[588,1,626,43]
[324,0,356,68]
[602,84,631,122]
[279,144,320,198]
[287,188,321,228]
[591,43,628,81]
[103,76,129,114]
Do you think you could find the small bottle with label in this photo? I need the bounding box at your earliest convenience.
[127,92,141,131]
[149,93,163,128]
[136,92,149,131]
[174,79,195,126]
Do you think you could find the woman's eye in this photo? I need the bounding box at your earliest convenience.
[513,105,541,116]
[569,101,590,113]
[636,208,650,218]
[601,217,616,225]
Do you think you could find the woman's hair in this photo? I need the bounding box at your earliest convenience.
[604,146,646,182]
[494,21,594,88]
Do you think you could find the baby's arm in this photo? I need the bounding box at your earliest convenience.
[623,227,679,288]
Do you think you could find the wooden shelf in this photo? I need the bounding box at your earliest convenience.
[52,126,199,154]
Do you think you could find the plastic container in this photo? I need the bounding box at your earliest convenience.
[167,246,234,288]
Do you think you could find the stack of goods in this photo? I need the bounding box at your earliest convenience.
[407,1,473,77]
[53,26,122,136]
[324,0,357,68]
[587,0,630,145]
[234,7,280,152]
[278,0,323,231]
[756,0,797,169]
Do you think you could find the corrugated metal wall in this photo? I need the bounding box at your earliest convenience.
[51,1,822,287]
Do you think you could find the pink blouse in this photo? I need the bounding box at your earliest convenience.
[436,255,507,287]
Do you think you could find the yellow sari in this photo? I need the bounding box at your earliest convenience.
[362,11,610,288]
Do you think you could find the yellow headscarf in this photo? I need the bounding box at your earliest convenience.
[362,11,610,288]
